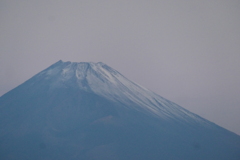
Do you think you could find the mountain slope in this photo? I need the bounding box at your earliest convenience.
[0,60,240,160]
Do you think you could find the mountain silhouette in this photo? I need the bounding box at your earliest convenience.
[0,60,240,160]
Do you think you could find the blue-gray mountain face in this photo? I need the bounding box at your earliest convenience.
[0,61,240,160]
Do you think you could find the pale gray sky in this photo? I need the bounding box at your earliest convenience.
[1,0,240,135]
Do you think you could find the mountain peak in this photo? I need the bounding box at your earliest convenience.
[33,60,122,93]
[38,60,102,79]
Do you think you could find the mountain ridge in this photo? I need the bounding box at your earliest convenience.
[1,60,238,133]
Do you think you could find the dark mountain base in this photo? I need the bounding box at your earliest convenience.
[1,88,240,160]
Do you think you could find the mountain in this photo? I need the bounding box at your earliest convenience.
[0,60,240,160]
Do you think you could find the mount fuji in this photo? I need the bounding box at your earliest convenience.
[0,60,240,160]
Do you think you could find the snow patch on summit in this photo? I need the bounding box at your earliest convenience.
[75,63,90,80]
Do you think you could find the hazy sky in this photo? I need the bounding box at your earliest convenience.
[1,0,240,135]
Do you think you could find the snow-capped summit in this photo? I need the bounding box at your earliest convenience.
[33,60,208,125]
